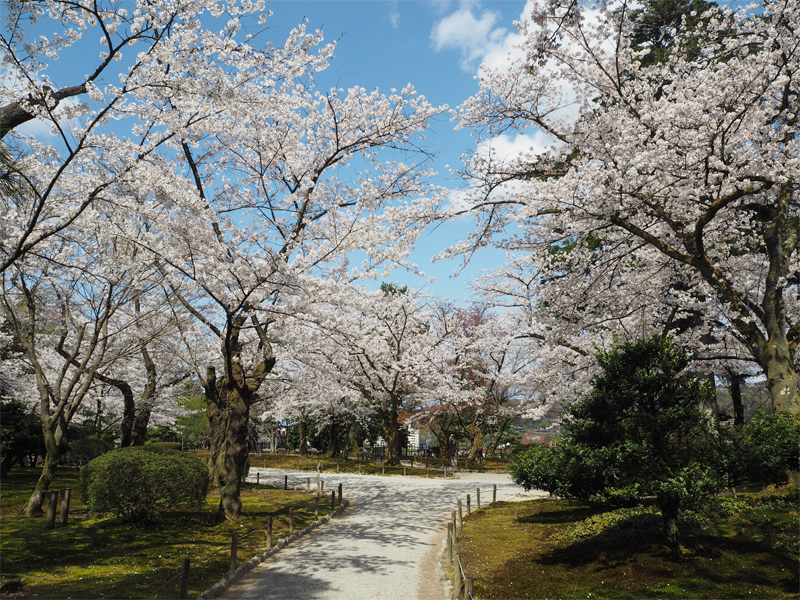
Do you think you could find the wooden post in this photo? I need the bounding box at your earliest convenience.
[337,463,340,473]
[267,515,273,549]
[179,557,190,599]
[230,531,238,573]
[59,488,71,525]
[315,497,319,520]
[426,463,429,478]
[321,480,324,496]
[447,522,453,564]
[403,466,407,476]
[458,499,463,528]
[454,538,462,599]
[467,494,471,516]
[410,456,414,468]
[358,461,361,474]
[493,484,497,504]
[264,459,267,468]
[289,507,294,535]
[338,483,342,506]
[466,577,474,599]
[317,472,321,495]
[284,475,288,490]
[307,478,311,493]
[256,472,260,485]
[298,457,300,470]
[331,490,335,510]
[444,466,447,479]
[45,490,58,530]
[382,464,385,476]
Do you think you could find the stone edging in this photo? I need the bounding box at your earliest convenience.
[197,498,351,599]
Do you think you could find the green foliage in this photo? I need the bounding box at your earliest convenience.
[380,282,408,296]
[0,399,44,474]
[510,336,724,533]
[147,442,183,452]
[174,389,209,450]
[145,425,179,443]
[79,447,209,522]
[65,437,113,466]
[712,411,800,489]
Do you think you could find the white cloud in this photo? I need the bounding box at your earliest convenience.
[478,131,555,163]
[431,1,535,73]
[389,11,400,28]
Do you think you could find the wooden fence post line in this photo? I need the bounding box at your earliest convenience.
[458,500,463,529]
[321,480,324,496]
[467,494,471,516]
[338,483,342,506]
[331,490,335,510]
[315,497,319,520]
[317,472,321,495]
[230,531,238,573]
[284,475,288,490]
[267,515,273,549]
[44,490,58,530]
[59,488,71,525]
[493,484,497,504]
[477,488,480,510]
[179,557,190,599]
[289,507,294,535]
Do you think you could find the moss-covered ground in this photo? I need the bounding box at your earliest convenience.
[0,465,335,599]
[457,488,799,599]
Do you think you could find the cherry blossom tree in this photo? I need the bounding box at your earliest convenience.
[450,0,799,414]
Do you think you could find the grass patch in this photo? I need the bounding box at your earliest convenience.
[458,489,799,599]
[0,464,336,599]
[248,452,510,475]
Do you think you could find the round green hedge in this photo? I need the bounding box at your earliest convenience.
[79,447,209,522]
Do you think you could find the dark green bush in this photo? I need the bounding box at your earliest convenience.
[79,447,209,522]
[66,437,113,466]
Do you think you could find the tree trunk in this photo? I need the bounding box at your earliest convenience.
[763,349,799,415]
[131,407,151,446]
[381,413,402,465]
[119,388,136,447]
[467,426,484,463]
[486,417,513,458]
[300,415,308,457]
[0,454,18,477]
[206,367,251,521]
[658,498,684,557]
[726,368,746,426]
[22,420,63,516]
[328,418,340,458]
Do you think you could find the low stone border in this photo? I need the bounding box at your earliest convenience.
[197,498,351,600]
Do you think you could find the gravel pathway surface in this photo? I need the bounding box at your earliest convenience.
[225,466,544,600]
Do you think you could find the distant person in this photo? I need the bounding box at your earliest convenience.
[448,433,458,472]
[362,438,371,462]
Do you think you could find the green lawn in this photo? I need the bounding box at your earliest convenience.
[457,488,799,599]
[0,466,335,599]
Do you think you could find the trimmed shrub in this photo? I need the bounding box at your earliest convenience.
[147,442,183,452]
[80,447,209,522]
[66,437,113,466]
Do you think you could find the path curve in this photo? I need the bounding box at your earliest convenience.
[224,466,545,600]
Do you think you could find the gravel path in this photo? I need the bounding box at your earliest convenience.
[225,466,545,600]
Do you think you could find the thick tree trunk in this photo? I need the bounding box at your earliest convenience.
[0,454,18,477]
[328,418,340,458]
[467,426,484,463]
[658,498,684,556]
[22,421,63,516]
[381,413,402,465]
[119,387,136,447]
[763,349,799,415]
[131,407,151,446]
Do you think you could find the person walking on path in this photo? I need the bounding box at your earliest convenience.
[362,437,371,463]
[448,433,458,473]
